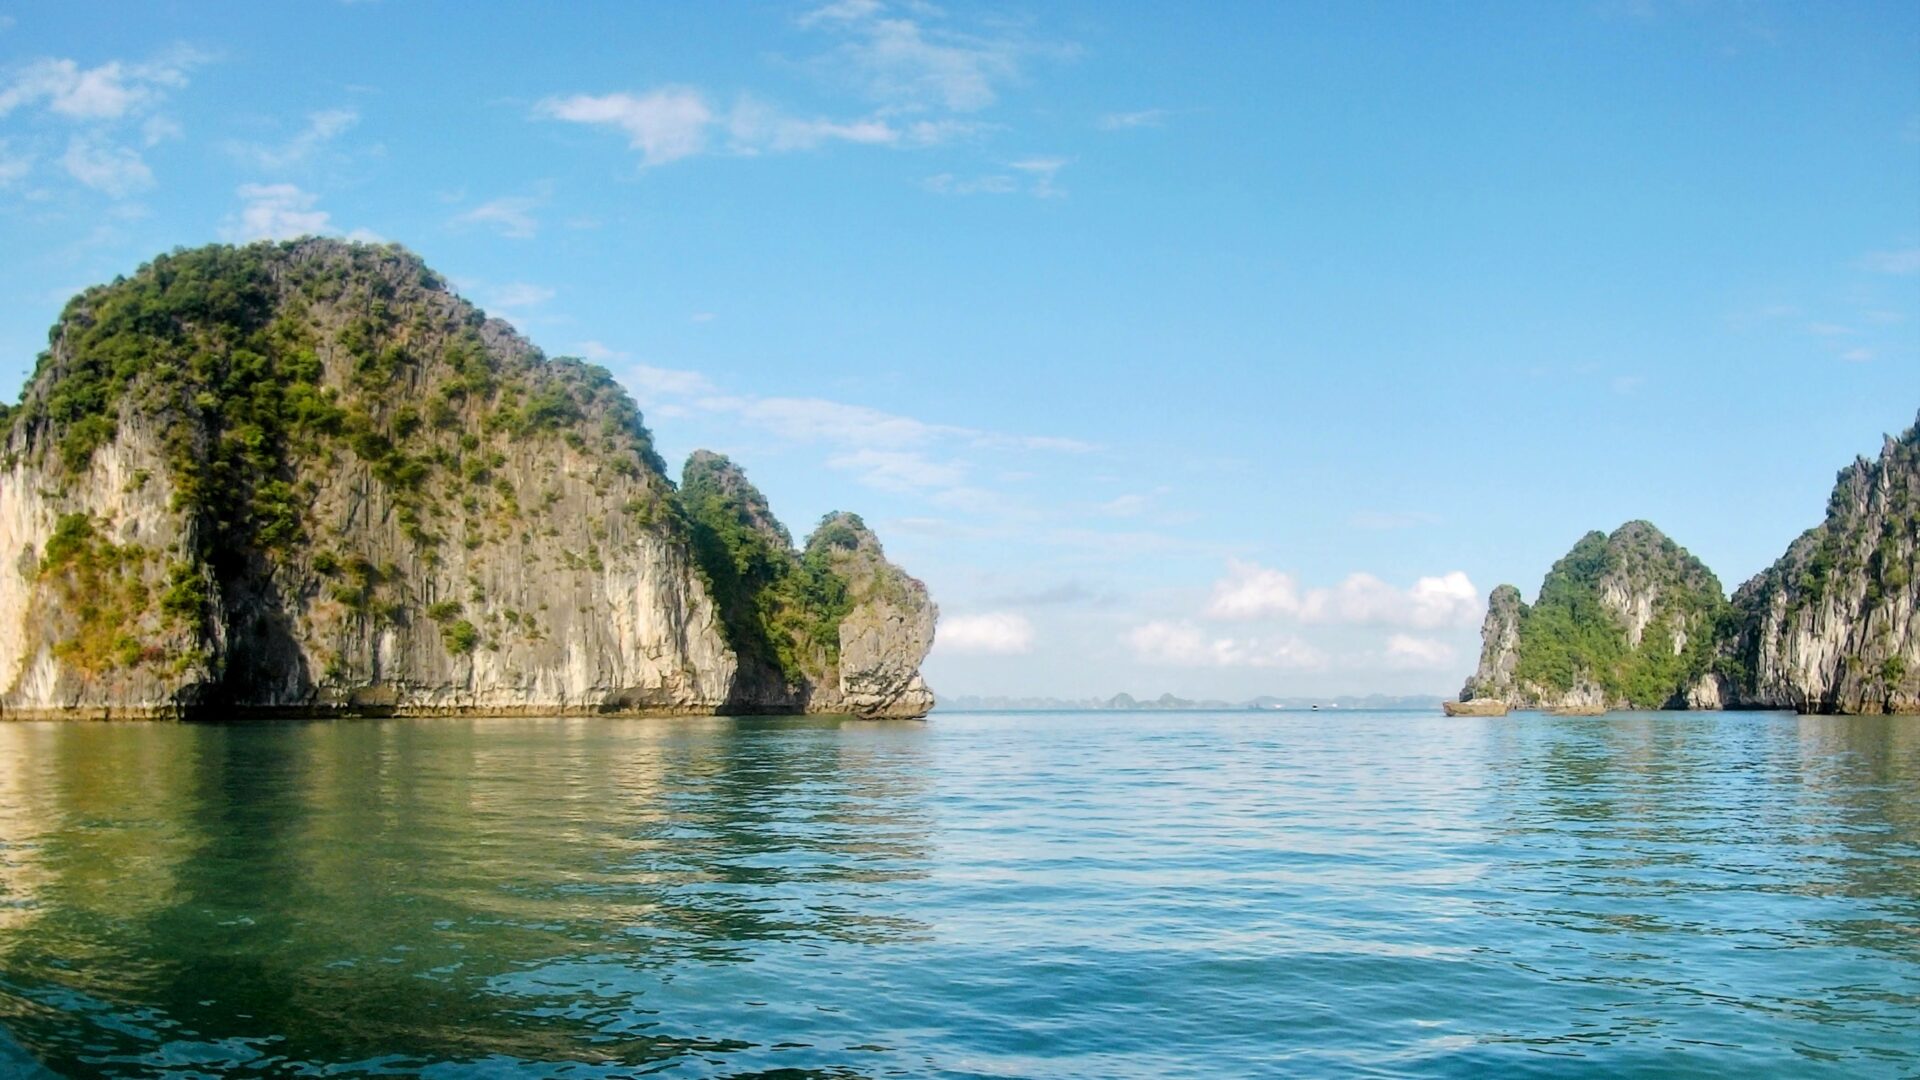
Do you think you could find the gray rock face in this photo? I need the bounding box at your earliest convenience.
[0,239,934,719]
[804,513,937,719]
[1460,523,1727,711]
[1724,420,1919,713]
[1460,584,1523,702]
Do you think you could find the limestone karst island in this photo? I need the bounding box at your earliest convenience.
[0,240,935,720]
[1451,418,1919,717]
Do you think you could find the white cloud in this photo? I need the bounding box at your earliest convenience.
[1385,634,1457,670]
[806,4,1042,113]
[1099,493,1151,517]
[61,136,152,196]
[575,341,627,363]
[1840,347,1875,363]
[726,97,899,152]
[222,183,331,241]
[626,363,716,399]
[1098,108,1169,130]
[1010,156,1067,197]
[542,86,952,166]
[1348,511,1441,530]
[455,193,545,239]
[1206,561,1481,629]
[706,394,945,447]
[1863,247,1920,274]
[0,47,206,122]
[923,171,1018,196]
[488,282,555,309]
[141,115,183,147]
[1205,560,1302,619]
[938,612,1034,655]
[1126,620,1326,670]
[829,448,968,493]
[230,107,358,169]
[0,138,32,187]
[614,361,1088,508]
[799,0,883,26]
[925,157,1068,198]
[540,88,714,167]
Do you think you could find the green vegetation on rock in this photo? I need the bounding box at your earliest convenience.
[678,451,854,684]
[1494,522,1730,708]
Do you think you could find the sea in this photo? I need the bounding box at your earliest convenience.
[0,709,1914,1078]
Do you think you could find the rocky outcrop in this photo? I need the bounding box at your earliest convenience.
[802,513,937,719]
[1459,522,1729,711]
[678,456,936,717]
[0,239,934,719]
[1458,413,1919,715]
[1721,420,1918,713]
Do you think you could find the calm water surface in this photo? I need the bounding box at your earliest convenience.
[0,710,1916,1078]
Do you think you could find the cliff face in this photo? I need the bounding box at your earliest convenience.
[1460,414,1920,715]
[0,240,934,719]
[678,454,936,718]
[1461,522,1729,710]
[1722,422,1918,713]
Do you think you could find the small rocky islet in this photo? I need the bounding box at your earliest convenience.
[1459,415,1919,715]
[0,239,935,719]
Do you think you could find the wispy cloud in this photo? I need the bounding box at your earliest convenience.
[455,192,545,238]
[1098,108,1169,130]
[0,48,207,121]
[0,138,32,187]
[539,85,982,168]
[228,107,358,170]
[61,135,152,196]
[938,612,1035,655]
[1863,247,1920,274]
[924,156,1068,198]
[538,5,1063,171]
[1348,511,1441,530]
[488,282,556,310]
[800,1,1064,114]
[612,359,1091,507]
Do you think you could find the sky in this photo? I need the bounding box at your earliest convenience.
[0,1,1916,701]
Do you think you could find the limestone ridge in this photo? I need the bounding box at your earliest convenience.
[679,452,935,718]
[1461,412,1920,714]
[1718,420,1919,713]
[1461,522,1730,711]
[0,239,936,718]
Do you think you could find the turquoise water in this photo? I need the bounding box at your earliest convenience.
[0,710,1915,1078]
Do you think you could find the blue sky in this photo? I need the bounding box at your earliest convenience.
[1,1,1916,699]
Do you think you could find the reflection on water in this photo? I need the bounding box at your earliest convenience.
[0,711,1915,1078]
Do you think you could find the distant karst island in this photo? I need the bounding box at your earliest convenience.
[1455,414,1919,716]
[0,240,935,719]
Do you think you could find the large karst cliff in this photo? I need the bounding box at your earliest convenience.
[1460,522,1730,711]
[0,239,936,719]
[1460,414,1919,714]
[1718,423,1919,713]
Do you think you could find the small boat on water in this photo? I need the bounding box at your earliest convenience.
[1443,700,1509,717]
